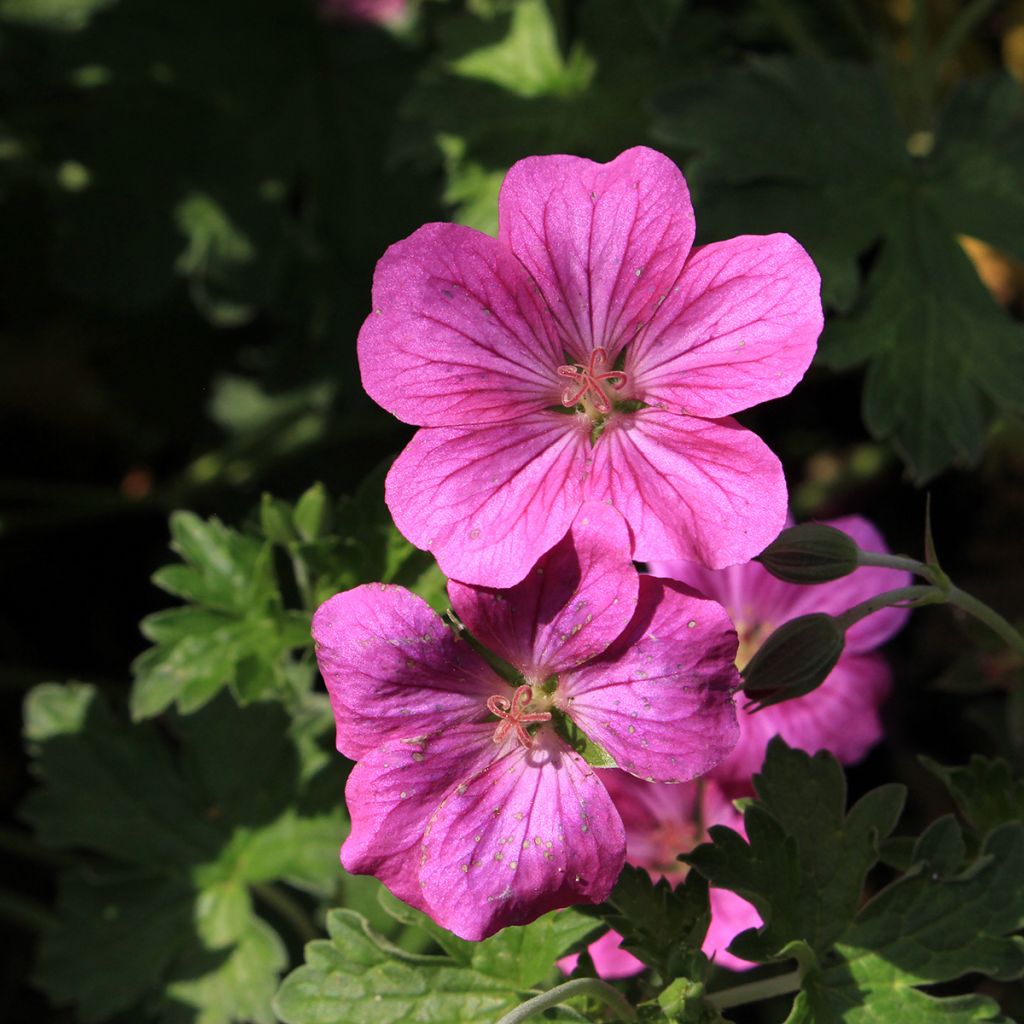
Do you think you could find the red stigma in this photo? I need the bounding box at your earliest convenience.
[557,347,628,414]
[487,685,552,748]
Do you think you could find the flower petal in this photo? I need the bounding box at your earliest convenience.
[386,413,591,587]
[419,730,625,940]
[559,929,645,980]
[588,409,787,569]
[707,888,760,971]
[448,502,639,678]
[341,723,501,913]
[313,584,499,759]
[358,222,564,426]
[711,653,892,789]
[629,234,822,417]
[561,576,740,784]
[499,147,695,362]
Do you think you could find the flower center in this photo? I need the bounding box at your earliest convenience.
[556,347,628,418]
[486,684,553,748]
[735,620,773,672]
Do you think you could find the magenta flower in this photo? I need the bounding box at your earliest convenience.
[359,146,823,587]
[650,515,911,790]
[559,771,760,976]
[313,503,741,940]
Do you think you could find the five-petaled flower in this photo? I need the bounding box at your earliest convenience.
[359,146,823,586]
[650,515,911,790]
[313,503,741,940]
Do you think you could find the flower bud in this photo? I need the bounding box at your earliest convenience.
[741,613,845,711]
[756,524,859,584]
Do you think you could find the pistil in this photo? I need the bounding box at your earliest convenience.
[487,685,553,748]
[557,348,628,416]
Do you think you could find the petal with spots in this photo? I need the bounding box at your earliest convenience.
[340,722,502,914]
[561,577,740,784]
[419,729,625,941]
[449,502,639,679]
[313,585,500,760]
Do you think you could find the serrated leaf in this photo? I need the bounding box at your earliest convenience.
[273,909,524,1024]
[923,754,1024,836]
[654,60,1024,480]
[23,684,346,1024]
[685,740,904,962]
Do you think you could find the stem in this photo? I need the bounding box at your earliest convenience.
[706,968,803,1011]
[836,585,939,631]
[857,550,937,581]
[947,586,1024,660]
[929,0,1001,77]
[251,883,319,945]
[493,979,637,1024]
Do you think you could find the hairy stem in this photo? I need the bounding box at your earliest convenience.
[251,882,319,945]
[947,586,1024,660]
[836,585,939,631]
[493,978,637,1024]
[706,968,803,1010]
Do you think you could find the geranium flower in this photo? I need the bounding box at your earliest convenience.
[559,772,760,977]
[650,515,911,790]
[313,503,740,940]
[359,146,823,586]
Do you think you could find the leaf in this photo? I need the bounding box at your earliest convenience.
[273,909,526,1024]
[23,683,346,1024]
[801,823,1024,1022]
[581,864,711,982]
[0,0,116,31]
[922,754,1024,836]
[654,60,1024,480]
[554,711,618,768]
[685,739,904,962]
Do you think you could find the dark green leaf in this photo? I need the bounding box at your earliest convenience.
[922,754,1024,836]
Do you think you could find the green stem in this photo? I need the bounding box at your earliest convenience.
[251,883,319,945]
[705,968,803,1011]
[836,585,939,631]
[928,0,1002,77]
[947,586,1024,660]
[856,550,935,579]
[493,978,637,1024]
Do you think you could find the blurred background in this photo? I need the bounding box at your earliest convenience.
[2,0,1023,1019]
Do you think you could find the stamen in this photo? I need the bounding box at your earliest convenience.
[487,685,552,748]
[556,348,629,415]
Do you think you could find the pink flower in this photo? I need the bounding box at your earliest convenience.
[650,515,911,791]
[359,147,823,587]
[313,503,741,940]
[318,0,407,26]
[559,772,760,976]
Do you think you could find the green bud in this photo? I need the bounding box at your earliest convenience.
[741,613,845,711]
[756,524,859,584]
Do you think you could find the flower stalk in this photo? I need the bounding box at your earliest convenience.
[493,978,638,1024]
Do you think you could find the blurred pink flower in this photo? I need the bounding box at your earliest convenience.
[359,146,822,586]
[560,772,760,976]
[650,515,911,790]
[313,503,740,940]
[318,0,407,26]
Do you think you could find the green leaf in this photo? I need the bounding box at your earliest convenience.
[685,739,904,961]
[654,60,1024,480]
[802,823,1024,1022]
[922,754,1024,836]
[581,864,711,982]
[0,0,116,31]
[132,510,310,718]
[23,683,346,1024]
[273,909,526,1024]
[293,483,331,543]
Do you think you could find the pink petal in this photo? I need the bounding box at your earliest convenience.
[711,653,892,789]
[313,584,499,759]
[629,235,822,417]
[498,147,695,362]
[341,723,501,913]
[706,887,760,971]
[561,577,740,784]
[386,413,591,588]
[558,929,645,979]
[419,729,626,940]
[358,223,564,426]
[587,409,787,570]
[448,502,639,678]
